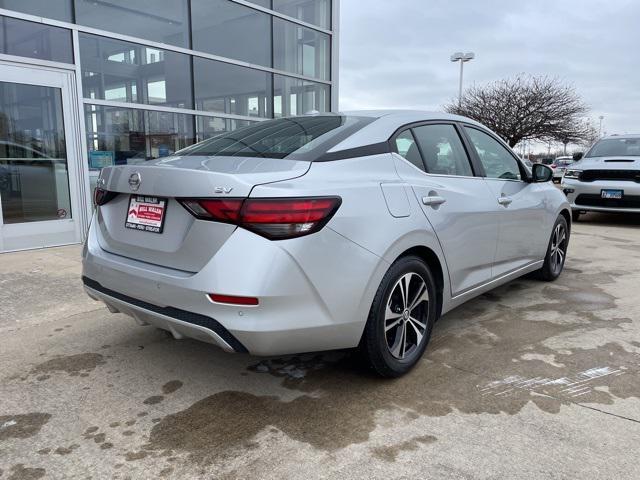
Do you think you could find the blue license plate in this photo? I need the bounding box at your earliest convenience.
[601,189,623,199]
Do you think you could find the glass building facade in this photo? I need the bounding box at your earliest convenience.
[0,0,338,251]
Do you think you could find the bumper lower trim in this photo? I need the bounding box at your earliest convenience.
[81,276,248,353]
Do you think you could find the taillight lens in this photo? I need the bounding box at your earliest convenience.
[94,188,118,206]
[179,198,243,222]
[178,196,341,240]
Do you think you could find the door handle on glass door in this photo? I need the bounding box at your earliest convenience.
[498,196,513,206]
[422,195,446,207]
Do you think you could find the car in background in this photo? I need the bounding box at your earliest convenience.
[553,156,574,183]
[82,111,570,377]
[562,135,640,221]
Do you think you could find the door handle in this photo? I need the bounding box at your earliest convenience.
[498,196,513,206]
[422,195,446,207]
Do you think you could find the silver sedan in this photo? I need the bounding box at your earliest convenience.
[82,111,570,377]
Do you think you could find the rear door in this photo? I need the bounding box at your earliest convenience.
[462,126,548,276]
[392,122,499,296]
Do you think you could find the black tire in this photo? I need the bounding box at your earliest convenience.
[572,210,581,222]
[534,215,569,281]
[359,256,438,377]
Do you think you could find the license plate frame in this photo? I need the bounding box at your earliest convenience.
[125,195,168,234]
[600,189,623,200]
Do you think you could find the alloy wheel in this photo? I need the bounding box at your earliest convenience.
[384,272,429,359]
[550,223,567,274]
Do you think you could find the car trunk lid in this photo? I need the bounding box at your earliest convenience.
[95,155,310,272]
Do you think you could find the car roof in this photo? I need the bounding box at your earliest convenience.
[329,110,488,152]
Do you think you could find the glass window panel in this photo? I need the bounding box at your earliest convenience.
[146,110,195,159]
[74,0,189,48]
[84,104,195,172]
[195,116,253,142]
[79,34,192,109]
[465,127,522,180]
[273,0,331,29]
[191,0,271,67]
[273,75,329,117]
[0,0,73,22]
[193,57,271,118]
[0,81,72,223]
[394,130,424,172]
[182,115,373,161]
[273,17,330,80]
[0,15,73,63]
[413,124,473,177]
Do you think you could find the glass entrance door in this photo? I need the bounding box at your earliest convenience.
[0,62,83,252]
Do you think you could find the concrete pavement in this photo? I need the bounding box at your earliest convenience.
[1,212,639,479]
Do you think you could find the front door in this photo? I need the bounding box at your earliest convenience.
[0,62,84,252]
[463,126,548,277]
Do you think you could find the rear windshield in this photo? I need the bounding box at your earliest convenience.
[177,115,374,161]
[586,137,640,157]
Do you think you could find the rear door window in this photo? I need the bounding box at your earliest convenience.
[412,124,474,176]
[394,129,425,171]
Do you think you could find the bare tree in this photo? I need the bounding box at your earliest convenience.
[445,74,590,147]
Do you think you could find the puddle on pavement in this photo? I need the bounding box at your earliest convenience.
[7,464,46,480]
[137,266,639,466]
[0,413,51,441]
[28,353,106,379]
[370,434,437,462]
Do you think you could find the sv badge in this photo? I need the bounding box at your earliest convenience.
[214,187,233,194]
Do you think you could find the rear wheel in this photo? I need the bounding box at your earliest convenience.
[535,216,569,281]
[360,256,437,377]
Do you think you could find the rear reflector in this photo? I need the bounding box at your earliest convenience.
[178,196,341,240]
[209,293,259,306]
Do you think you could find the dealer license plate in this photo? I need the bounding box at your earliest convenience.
[125,195,167,234]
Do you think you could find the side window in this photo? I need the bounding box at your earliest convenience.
[412,124,473,176]
[464,127,522,180]
[394,129,425,172]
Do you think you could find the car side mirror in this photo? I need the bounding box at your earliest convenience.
[573,152,584,161]
[531,163,553,183]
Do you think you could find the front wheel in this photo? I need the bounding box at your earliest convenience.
[535,216,569,281]
[359,256,438,377]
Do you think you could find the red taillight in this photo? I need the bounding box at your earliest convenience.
[178,196,341,240]
[180,198,243,222]
[209,293,259,306]
[94,188,118,206]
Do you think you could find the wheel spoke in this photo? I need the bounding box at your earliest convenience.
[408,281,428,311]
[385,303,401,321]
[400,322,407,358]
[557,229,566,245]
[390,322,405,358]
[400,273,413,309]
[407,319,424,345]
[385,317,403,332]
[409,316,426,330]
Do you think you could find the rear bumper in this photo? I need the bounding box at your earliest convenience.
[82,215,384,356]
[562,178,640,213]
[83,276,246,352]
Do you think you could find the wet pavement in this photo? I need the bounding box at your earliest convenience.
[1,212,639,479]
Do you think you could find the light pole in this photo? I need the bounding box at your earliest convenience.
[598,115,604,137]
[450,52,475,107]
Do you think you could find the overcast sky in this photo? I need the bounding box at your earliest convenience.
[338,0,639,138]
